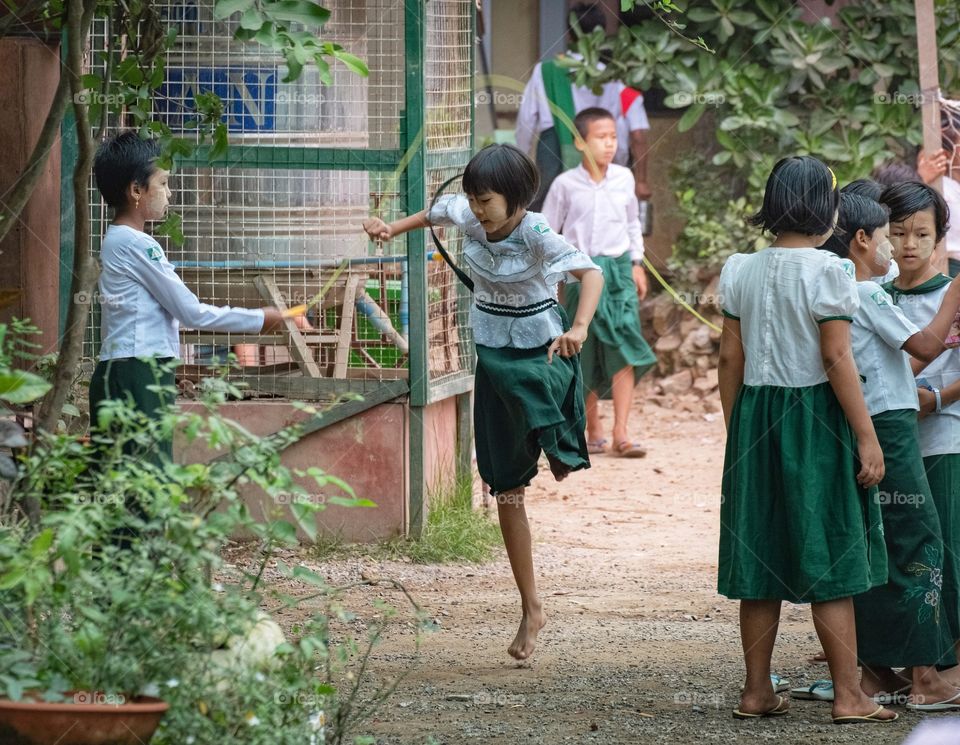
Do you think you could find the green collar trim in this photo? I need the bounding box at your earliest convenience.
[884,273,951,298]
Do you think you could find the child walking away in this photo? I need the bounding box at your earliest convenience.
[880,181,960,684]
[822,192,960,711]
[542,108,656,457]
[363,144,603,660]
[718,156,896,724]
[90,131,284,461]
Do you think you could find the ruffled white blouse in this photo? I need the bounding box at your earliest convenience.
[719,248,860,388]
[428,194,600,349]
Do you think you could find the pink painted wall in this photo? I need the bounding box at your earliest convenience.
[177,395,464,543]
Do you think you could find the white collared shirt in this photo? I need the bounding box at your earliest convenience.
[885,274,960,457]
[515,57,650,166]
[98,224,265,360]
[541,163,644,261]
[850,281,920,416]
[943,176,960,261]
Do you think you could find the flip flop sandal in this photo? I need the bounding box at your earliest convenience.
[833,705,898,724]
[740,674,791,694]
[587,439,608,454]
[905,690,960,712]
[614,440,647,458]
[732,694,789,720]
[790,680,834,702]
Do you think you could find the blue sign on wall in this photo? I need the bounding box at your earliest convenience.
[157,67,277,132]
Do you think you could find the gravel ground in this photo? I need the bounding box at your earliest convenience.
[244,390,960,744]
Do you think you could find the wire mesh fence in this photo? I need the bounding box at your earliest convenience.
[80,0,475,402]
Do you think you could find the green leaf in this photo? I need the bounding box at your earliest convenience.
[291,501,318,542]
[239,7,265,30]
[677,102,706,132]
[265,0,331,27]
[712,150,732,165]
[331,49,368,77]
[29,529,53,558]
[214,0,256,19]
[0,370,51,404]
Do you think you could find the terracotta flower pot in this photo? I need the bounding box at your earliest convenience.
[0,695,169,745]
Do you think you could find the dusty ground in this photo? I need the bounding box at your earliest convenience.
[252,388,960,744]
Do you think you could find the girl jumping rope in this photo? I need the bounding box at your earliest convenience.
[363,144,603,660]
[718,156,896,724]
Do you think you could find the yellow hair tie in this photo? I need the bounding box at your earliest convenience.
[828,166,837,190]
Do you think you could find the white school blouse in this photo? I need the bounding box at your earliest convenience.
[850,281,920,417]
[541,163,644,262]
[885,275,960,457]
[427,194,599,349]
[718,248,860,387]
[98,225,264,360]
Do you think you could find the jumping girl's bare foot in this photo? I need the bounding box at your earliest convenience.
[546,454,572,482]
[508,604,546,660]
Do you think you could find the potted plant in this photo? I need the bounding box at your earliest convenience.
[0,333,410,744]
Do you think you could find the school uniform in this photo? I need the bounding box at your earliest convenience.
[91,224,264,460]
[542,164,656,399]
[849,280,954,667]
[427,195,600,493]
[717,249,887,603]
[885,273,960,640]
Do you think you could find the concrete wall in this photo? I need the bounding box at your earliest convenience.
[0,38,62,353]
[177,395,463,543]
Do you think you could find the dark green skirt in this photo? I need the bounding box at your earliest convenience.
[718,382,887,603]
[924,452,960,641]
[853,410,955,667]
[562,253,656,399]
[89,356,176,464]
[474,343,590,494]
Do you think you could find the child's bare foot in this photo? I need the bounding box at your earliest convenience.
[508,605,546,660]
[546,454,571,482]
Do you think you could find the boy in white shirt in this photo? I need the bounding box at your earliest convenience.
[542,107,655,457]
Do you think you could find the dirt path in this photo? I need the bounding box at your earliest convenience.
[266,390,952,744]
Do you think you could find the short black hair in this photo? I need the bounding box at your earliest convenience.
[880,180,950,243]
[462,144,539,217]
[820,193,890,259]
[841,178,883,202]
[574,107,615,139]
[568,2,606,38]
[750,155,840,236]
[93,131,161,209]
[872,161,921,188]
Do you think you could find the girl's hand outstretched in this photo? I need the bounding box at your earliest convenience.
[856,435,885,488]
[547,328,587,363]
[363,217,393,241]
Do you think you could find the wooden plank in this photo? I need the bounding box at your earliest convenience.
[255,276,322,378]
[427,371,474,404]
[915,0,948,273]
[334,275,362,378]
[232,373,408,400]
